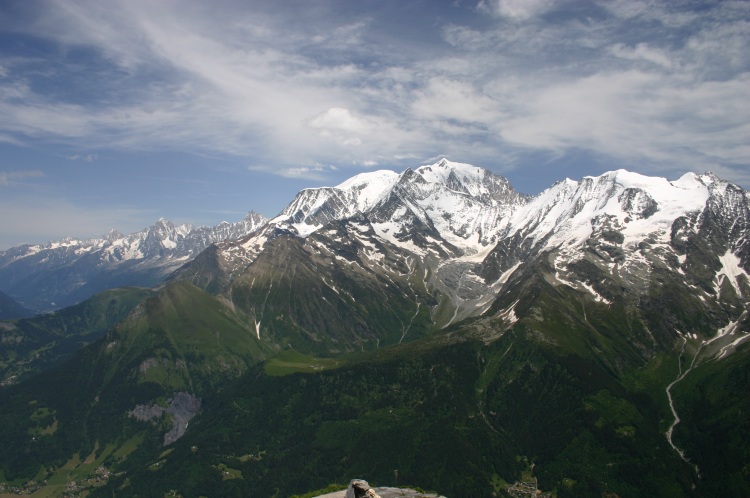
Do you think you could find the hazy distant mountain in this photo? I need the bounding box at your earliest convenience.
[0,212,267,311]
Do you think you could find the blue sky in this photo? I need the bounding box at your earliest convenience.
[0,0,748,249]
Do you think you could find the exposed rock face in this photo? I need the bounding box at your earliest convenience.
[128,403,166,422]
[164,392,202,445]
[345,480,381,498]
[128,391,201,445]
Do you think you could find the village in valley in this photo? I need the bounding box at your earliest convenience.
[0,465,111,497]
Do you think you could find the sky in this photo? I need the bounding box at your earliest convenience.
[0,0,748,249]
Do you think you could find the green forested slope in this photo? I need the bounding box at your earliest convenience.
[0,287,153,384]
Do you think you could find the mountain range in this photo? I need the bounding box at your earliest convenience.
[176,159,749,352]
[0,159,748,497]
[0,211,267,312]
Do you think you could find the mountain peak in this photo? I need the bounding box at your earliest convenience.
[154,217,174,228]
[334,169,400,212]
[416,158,484,182]
[244,210,267,223]
[259,160,527,264]
[106,229,125,242]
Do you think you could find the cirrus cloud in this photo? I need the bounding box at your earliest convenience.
[0,0,747,189]
[0,169,43,187]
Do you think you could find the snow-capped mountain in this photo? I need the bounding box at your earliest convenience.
[274,158,526,249]
[177,159,526,288]
[174,159,749,361]
[483,169,748,292]
[0,212,267,311]
[5,158,749,361]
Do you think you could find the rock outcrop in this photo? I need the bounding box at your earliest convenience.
[346,479,381,498]
[128,391,201,445]
[315,479,446,498]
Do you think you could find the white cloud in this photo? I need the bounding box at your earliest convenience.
[477,0,554,20]
[499,68,750,171]
[609,43,673,69]
[248,163,339,181]
[602,0,700,28]
[308,107,372,133]
[0,0,747,188]
[66,154,99,162]
[412,78,500,125]
[0,170,43,187]
[279,166,332,179]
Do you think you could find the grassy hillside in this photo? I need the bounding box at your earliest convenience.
[0,281,271,493]
[228,233,436,355]
[0,287,153,385]
[102,280,271,392]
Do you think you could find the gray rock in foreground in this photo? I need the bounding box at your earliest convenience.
[315,479,446,498]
